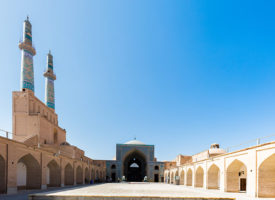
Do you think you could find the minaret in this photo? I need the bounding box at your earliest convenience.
[19,16,36,92]
[44,51,56,109]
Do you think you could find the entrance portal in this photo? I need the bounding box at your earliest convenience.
[240,178,246,192]
[111,173,116,182]
[154,174,159,182]
[123,151,146,182]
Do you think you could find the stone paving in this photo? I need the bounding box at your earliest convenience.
[27,183,275,200]
[0,186,78,200]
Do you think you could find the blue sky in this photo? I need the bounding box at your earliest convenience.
[0,0,275,160]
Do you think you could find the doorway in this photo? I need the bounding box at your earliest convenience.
[154,174,159,182]
[240,178,246,192]
[123,151,147,182]
[111,173,116,182]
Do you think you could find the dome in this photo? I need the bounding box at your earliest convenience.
[60,142,70,146]
[124,140,145,145]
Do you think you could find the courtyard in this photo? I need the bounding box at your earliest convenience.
[25,183,273,200]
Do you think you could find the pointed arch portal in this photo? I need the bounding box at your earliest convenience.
[0,155,5,193]
[47,160,61,187]
[17,154,41,190]
[226,159,247,193]
[207,164,220,189]
[180,170,185,185]
[195,166,204,188]
[258,154,275,197]
[64,163,74,186]
[85,167,89,184]
[76,166,83,185]
[187,169,193,186]
[123,150,147,182]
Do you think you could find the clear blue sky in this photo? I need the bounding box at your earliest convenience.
[0,0,275,160]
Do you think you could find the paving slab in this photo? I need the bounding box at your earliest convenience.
[28,183,275,200]
[29,183,236,200]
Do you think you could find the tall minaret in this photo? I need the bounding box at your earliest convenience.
[19,16,36,92]
[44,51,56,109]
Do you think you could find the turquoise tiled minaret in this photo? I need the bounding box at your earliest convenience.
[19,16,36,92]
[44,51,56,109]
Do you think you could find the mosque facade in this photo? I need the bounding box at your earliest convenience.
[106,140,164,182]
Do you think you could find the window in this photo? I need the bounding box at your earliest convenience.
[111,165,116,170]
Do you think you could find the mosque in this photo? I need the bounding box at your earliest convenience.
[0,17,164,195]
[0,17,275,199]
[105,139,164,182]
[0,17,106,194]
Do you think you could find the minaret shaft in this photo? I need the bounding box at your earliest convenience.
[19,17,36,92]
[44,52,56,109]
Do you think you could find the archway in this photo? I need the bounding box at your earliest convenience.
[207,164,220,189]
[123,150,147,182]
[111,172,116,182]
[167,172,170,183]
[91,169,95,181]
[96,170,99,182]
[258,154,275,197]
[111,164,116,169]
[0,155,6,193]
[76,166,83,185]
[64,163,74,186]
[100,171,103,182]
[187,169,193,186]
[47,160,61,187]
[85,168,89,184]
[195,166,204,187]
[17,154,41,190]
[180,170,185,185]
[110,164,116,182]
[226,159,247,192]
[17,162,26,190]
[154,173,159,182]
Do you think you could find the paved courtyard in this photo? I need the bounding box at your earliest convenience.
[25,183,275,200]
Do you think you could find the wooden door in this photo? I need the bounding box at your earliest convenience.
[240,178,246,191]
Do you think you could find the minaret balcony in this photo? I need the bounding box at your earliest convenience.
[43,71,56,80]
[18,41,36,55]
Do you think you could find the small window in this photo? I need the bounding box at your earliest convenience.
[155,166,159,170]
[111,164,116,169]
